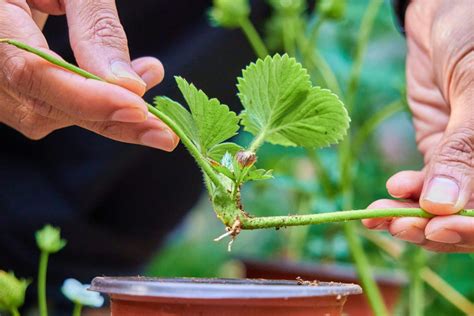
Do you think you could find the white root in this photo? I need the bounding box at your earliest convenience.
[213,219,242,252]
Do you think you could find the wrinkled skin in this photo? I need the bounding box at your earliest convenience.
[363,0,474,252]
[0,0,178,151]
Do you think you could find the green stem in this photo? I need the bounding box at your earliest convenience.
[343,222,389,316]
[307,17,324,53]
[239,17,269,59]
[421,268,474,315]
[147,105,223,189]
[10,308,20,316]
[282,14,296,57]
[352,100,404,155]
[38,252,49,316]
[248,131,267,153]
[0,39,224,191]
[345,0,383,110]
[305,148,335,196]
[241,208,474,229]
[72,303,83,316]
[409,247,425,316]
[1,39,102,81]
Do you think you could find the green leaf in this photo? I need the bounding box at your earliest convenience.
[176,76,240,154]
[153,96,198,143]
[238,54,349,148]
[154,77,240,156]
[208,142,243,162]
[244,168,273,181]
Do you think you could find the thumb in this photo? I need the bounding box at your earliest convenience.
[420,99,474,215]
[64,0,146,96]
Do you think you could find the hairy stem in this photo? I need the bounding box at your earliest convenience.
[72,303,82,316]
[239,17,269,59]
[0,39,224,190]
[38,252,49,316]
[241,208,474,229]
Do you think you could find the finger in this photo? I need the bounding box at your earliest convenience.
[0,95,69,140]
[26,0,65,15]
[2,52,148,123]
[64,0,146,96]
[362,199,418,230]
[389,217,429,244]
[31,9,49,30]
[425,215,474,247]
[78,113,179,151]
[131,57,165,91]
[386,170,424,200]
[420,115,474,215]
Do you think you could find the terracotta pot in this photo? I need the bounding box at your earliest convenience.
[90,277,362,315]
[240,258,408,316]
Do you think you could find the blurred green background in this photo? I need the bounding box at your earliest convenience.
[145,1,474,315]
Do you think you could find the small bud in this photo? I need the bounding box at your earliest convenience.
[318,0,346,20]
[35,225,67,254]
[268,0,305,14]
[236,150,257,168]
[209,0,250,28]
[0,271,30,312]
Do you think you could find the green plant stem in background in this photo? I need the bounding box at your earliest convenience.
[10,308,20,316]
[345,0,383,111]
[337,0,385,313]
[344,222,389,316]
[238,17,268,59]
[307,17,324,53]
[409,247,426,316]
[38,252,49,316]
[421,268,474,315]
[305,148,335,197]
[362,229,474,315]
[72,303,82,316]
[352,100,404,155]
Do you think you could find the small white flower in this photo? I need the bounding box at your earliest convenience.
[221,152,234,171]
[61,279,104,307]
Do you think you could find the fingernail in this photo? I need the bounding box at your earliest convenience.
[423,177,459,206]
[111,108,146,123]
[426,229,462,244]
[141,129,177,151]
[393,227,425,244]
[111,61,146,87]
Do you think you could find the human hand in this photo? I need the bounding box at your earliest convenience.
[363,0,473,252]
[0,0,178,151]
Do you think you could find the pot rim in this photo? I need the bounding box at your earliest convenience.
[89,277,362,299]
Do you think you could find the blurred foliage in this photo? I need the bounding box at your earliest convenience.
[146,0,474,314]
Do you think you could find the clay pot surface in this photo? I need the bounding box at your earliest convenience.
[240,258,408,316]
[90,277,362,316]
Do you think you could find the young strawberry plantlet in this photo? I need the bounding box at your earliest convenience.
[1,39,473,243]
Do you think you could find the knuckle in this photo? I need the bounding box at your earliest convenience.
[84,9,127,50]
[1,55,40,96]
[12,103,54,140]
[92,121,124,139]
[450,50,474,97]
[438,128,474,165]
